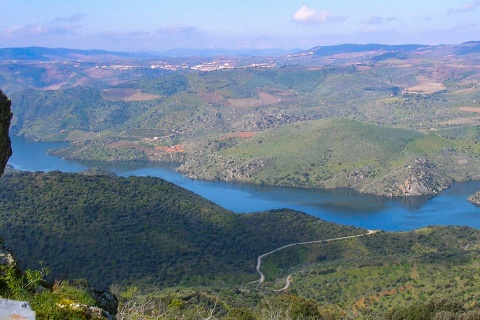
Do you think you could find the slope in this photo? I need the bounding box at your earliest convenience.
[179,118,480,195]
[0,170,363,289]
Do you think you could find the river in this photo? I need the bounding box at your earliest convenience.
[7,136,480,231]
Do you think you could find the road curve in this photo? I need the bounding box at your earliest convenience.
[249,230,376,286]
[274,274,293,292]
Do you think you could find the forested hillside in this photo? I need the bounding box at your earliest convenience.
[0,170,363,289]
[0,170,479,318]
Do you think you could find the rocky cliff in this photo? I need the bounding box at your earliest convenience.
[0,89,12,178]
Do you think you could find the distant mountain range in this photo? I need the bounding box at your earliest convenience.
[1,41,479,61]
[0,46,295,60]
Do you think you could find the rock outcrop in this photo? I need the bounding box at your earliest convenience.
[467,191,480,205]
[0,89,12,178]
[0,241,18,268]
[360,157,452,197]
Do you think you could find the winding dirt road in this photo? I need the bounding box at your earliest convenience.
[248,230,376,289]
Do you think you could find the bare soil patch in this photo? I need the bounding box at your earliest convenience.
[440,117,479,125]
[103,88,160,101]
[460,107,480,113]
[219,132,258,140]
[72,77,89,87]
[356,66,371,72]
[155,144,185,153]
[126,91,161,101]
[42,83,66,90]
[85,68,114,79]
[199,92,226,104]
[228,92,280,108]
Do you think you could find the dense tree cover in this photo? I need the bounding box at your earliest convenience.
[1,171,480,318]
[0,171,363,289]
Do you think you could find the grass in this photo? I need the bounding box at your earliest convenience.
[209,118,424,188]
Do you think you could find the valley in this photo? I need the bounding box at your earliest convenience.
[1,43,480,319]
[4,43,480,197]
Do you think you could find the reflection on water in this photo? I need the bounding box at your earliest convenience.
[7,136,480,231]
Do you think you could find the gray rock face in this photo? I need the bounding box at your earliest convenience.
[0,89,12,178]
[0,299,35,319]
[91,290,119,317]
[360,157,452,197]
[0,242,17,268]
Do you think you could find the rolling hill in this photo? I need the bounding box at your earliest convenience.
[178,118,480,196]
[3,42,480,197]
[0,170,364,289]
[0,170,479,318]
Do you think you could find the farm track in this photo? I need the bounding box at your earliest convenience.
[248,230,376,289]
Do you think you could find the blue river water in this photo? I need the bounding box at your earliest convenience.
[7,136,480,231]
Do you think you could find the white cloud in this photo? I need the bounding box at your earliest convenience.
[293,6,345,24]
[448,0,480,13]
[0,24,80,38]
[0,14,86,39]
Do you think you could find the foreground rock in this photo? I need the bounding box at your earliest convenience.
[0,299,35,319]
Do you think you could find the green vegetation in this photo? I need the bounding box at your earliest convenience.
[111,226,480,319]
[1,171,480,318]
[179,118,480,195]
[0,170,363,289]
[6,48,480,195]
[3,45,480,318]
[0,261,107,319]
[8,57,480,194]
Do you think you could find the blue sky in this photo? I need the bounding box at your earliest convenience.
[1,0,479,52]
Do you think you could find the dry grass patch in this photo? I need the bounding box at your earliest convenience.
[219,132,258,140]
[199,92,226,104]
[356,66,371,71]
[407,82,445,94]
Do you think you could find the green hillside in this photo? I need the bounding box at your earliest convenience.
[117,226,480,319]
[179,118,480,195]
[1,171,480,318]
[7,56,480,196]
[0,170,363,289]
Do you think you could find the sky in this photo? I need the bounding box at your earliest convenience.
[1,0,479,52]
